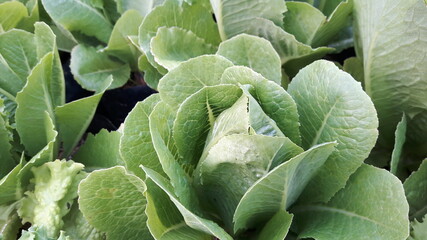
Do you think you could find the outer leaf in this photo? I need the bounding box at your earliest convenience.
[138,54,163,89]
[293,164,409,240]
[220,66,301,145]
[143,167,233,240]
[17,112,57,186]
[70,45,130,91]
[217,34,281,84]
[55,76,111,157]
[288,60,378,203]
[353,0,427,147]
[15,53,57,156]
[0,101,14,178]
[78,166,153,240]
[244,18,333,76]
[409,217,427,240]
[404,159,427,220]
[120,94,162,179]
[41,0,113,43]
[0,203,21,240]
[173,85,242,168]
[0,30,37,100]
[18,160,85,238]
[0,162,23,205]
[151,27,217,70]
[62,204,105,240]
[0,1,28,31]
[343,57,364,83]
[197,134,294,230]
[211,0,287,40]
[390,115,407,177]
[233,142,336,233]
[158,55,234,107]
[73,129,123,170]
[257,211,293,240]
[104,9,143,70]
[139,0,220,70]
[114,0,164,16]
[145,179,211,240]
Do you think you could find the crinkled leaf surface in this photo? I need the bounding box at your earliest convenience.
[217,34,281,84]
[78,166,153,240]
[158,55,234,107]
[120,94,162,179]
[288,60,378,203]
[390,115,407,177]
[18,160,85,238]
[62,203,105,240]
[404,159,427,220]
[293,164,409,240]
[73,129,123,170]
[145,179,211,240]
[142,166,233,240]
[41,0,113,43]
[151,27,217,70]
[211,0,286,40]
[409,216,427,240]
[233,142,336,233]
[70,45,130,91]
[353,0,427,147]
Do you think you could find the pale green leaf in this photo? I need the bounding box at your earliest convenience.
[151,27,217,70]
[409,216,427,240]
[139,0,220,72]
[196,134,295,230]
[0,203,21,240]
[15,53,58,156]
[288,60,378,203]
[17,113,57,186]
[120,94,162,179]
[41,0,113,43]
[34,22,65,107]
[343,57,364,84]
[62,203,105,240]
[55,76,111,157]
[353,0,427,147]
[138,54,163,90]
[390,115,407,177]
[15,0,39,32]
[78,166,153,240]
[404,159,427,220]
[158,55,234,107]
[257,211,293,240]
[70,45,130,91]
[73,129,123,170]
[0,1,28,31]
[217,34,281,84]
[145,179,211,240]
[173,85,242,168]
[114,0,164,16]
[104,9,143,71]
[0,101,14,178]
[0,162,23,205]
[293,164,409,240]
[0,30,37,100]
[220,66,301,145]
[211,0,286,40]
[18,160,86,238]
[233,142,336,233]
[244,18,333,76]
[142,166,233,240]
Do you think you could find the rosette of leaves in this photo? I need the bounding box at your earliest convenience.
[0,22,123,239]
[79,43,409,239]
